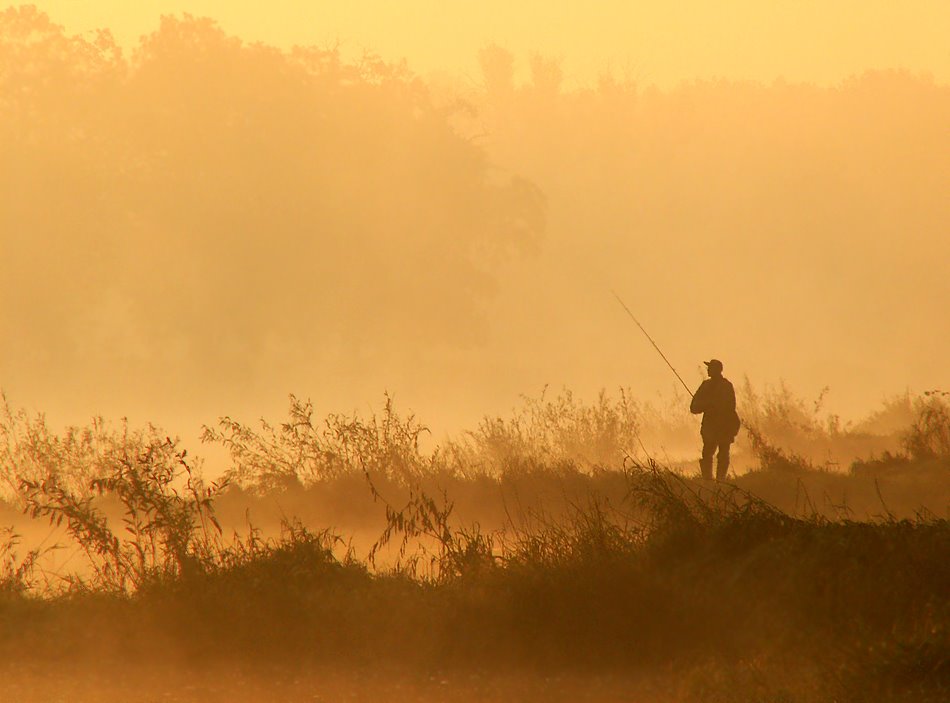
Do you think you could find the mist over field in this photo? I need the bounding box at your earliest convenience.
[1,3,949,702]
[2,3,948,438]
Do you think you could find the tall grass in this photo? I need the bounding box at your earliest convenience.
[201,392,437,490]
[902,390,950,460]
[2,462,944,701]
[0,388,946,701]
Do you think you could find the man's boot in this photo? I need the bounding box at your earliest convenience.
[716,449,730,481]
[716,462,728,481]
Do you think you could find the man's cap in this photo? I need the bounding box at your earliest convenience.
[704,359,724,371]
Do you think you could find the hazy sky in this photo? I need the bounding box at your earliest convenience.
[31,1,950,87]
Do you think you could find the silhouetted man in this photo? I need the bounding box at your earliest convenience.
[689,359,740,480]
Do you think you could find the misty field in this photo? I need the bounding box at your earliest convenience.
[0,388,947,702]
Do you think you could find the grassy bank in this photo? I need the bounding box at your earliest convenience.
[0,389,947,701]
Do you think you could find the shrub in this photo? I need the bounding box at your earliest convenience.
[19,435,226,592]
[202,393,435,491]
[902,391,950,460]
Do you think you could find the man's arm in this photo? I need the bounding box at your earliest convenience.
[690,381,708,414]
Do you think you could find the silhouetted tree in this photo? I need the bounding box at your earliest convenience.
[0,10,545,396]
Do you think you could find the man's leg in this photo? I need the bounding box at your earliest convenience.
[716,440,732,480]
[700,437,715,480]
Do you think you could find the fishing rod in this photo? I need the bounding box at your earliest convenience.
[610,289,694,397]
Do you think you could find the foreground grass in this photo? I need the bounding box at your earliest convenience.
[0,469,946,702]
[0,389,947,701]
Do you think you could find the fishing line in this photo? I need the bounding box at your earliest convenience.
[609,289,694,397]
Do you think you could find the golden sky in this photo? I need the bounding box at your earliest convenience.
[3,2,949,445]
[30,1,950,87]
